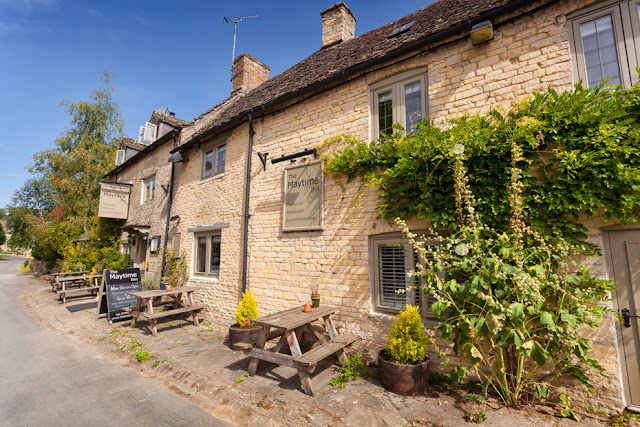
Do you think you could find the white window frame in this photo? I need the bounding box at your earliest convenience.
[201,140,226,180]
[149,235,161,254]
[142,175,156,204]
[370,233,440,317]
[368,67,428,140]
[115,149,125,166]
[192,231,221,278]
[567,0,640,88]
[138,122,158,143]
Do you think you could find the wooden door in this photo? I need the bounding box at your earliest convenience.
[609,230,640,408]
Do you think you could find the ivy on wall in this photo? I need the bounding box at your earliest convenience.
[319,82,640,251]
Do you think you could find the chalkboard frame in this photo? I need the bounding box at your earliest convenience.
[96,268,143,324]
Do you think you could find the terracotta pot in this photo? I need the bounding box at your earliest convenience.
[378,350,429,396]
[229,323,262,350]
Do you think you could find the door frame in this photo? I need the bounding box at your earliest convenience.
[603,223,640,411]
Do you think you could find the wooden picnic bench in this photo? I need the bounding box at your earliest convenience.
[50,271,90,290]
[125,286,204,337]
[242,305,357,396]
[55,274,102,305]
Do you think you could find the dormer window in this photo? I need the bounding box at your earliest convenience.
[115,150,125,166]
[138,122,158,143]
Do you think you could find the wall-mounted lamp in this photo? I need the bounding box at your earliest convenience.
[470,20,493,45]
[193,142,200,151]
[168,152,188,163]
[127,234,135,246]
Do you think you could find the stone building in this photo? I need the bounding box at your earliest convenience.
[105,0,640,412]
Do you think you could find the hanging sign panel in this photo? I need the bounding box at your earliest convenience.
[282,161,323,231]
[98,182,131,219]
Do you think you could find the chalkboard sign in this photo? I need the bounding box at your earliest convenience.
[98,268,143,323]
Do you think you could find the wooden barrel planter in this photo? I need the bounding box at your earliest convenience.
[378,350,429,395]
[229,324,262,350]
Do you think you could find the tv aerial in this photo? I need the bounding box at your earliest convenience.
[223,15,260,82]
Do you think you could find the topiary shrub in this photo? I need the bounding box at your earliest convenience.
[386,305,429,365]
[235,290,259,328]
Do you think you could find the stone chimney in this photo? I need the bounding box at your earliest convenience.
[232,53,270,93]
[321,2,356,49]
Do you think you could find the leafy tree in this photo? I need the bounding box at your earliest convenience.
[29,70,123,232]
[0,222,6,247]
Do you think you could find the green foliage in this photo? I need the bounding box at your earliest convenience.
[236,371,250,384]
[386,305,429,365]
[0,222,6,247]
[330,354,370,388]
[323,83,628,407]
[235,290,259,328]
[141,275,161,291]
[162,249,189,287]
[60,218,131,271]
[135,349,149,363]
[19,260,32,274]
[321,83,640,250]
[608,412,640,426]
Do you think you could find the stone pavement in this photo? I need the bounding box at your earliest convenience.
[21,274,608,426]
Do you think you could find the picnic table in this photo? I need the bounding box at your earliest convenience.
[237,305,357,396]
[55,274,102,305]
[125,286,204,337]
[50,271,90,290]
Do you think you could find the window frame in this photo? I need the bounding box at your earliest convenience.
[370,233,440,318]
[567,0,640,88]
[192,231,222,278]
[200,140,227,180]
[368,67,428,140]
[142,175,156,204]
[138,122,158,143]
[149,235,161,254]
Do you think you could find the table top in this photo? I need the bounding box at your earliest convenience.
[52,270,90,277]
[253,305,336,330]
[56,274,102,282]
[129,286,198,299]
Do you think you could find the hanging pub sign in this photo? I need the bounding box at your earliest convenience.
[98,181,131,220]
[282,161,323,231]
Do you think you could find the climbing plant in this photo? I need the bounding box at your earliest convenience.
[320,82,640,253]
[319,81,640,406]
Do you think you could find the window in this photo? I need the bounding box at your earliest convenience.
[149,235,161,254]
[369,68,428,139]
[568,0,640,88]
[371,235,440,316]
[201,143,226,179]
[138,122,158,143]
[193,232,221,277]
[115,149,125,166]
[142,175,155,203]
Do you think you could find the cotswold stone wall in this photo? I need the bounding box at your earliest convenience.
[112,142,176,276]
[164,0,624,411]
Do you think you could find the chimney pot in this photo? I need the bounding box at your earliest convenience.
[232,53,270,93]
[321,2,356,49]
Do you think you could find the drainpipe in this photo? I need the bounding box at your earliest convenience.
[161,132,179,276]
[241,112,255,293]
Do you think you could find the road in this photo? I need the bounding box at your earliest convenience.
[0,256,229,427]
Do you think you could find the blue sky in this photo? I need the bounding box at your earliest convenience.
[0,0,432,208]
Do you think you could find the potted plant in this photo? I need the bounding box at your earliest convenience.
[229,289,261,350]
[160,276,170,291]
[378,305,430,395]
[310,283,320,308]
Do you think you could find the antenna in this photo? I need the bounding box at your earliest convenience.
[223,15,260,82]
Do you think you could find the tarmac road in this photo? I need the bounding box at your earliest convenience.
[0,256,229,427]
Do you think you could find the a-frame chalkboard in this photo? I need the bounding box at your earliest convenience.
[96,268,143,324]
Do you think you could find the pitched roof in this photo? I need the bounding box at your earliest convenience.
[177,0,544,150]
[121,137,147,152]
[152,110,190,128]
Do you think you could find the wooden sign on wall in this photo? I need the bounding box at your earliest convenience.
[282,161,323,232]
[98,182,131,220]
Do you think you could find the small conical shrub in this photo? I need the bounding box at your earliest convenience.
[386,305,429,364]
[235,290,259,328]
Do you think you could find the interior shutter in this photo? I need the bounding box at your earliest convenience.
[378,244,409,309]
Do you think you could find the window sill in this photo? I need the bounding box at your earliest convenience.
[199,172,225,184]
[191,275,220,282]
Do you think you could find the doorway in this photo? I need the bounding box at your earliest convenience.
[608,230,640,409]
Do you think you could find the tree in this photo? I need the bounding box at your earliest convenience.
[0,222,6,247]
[29,70,123,232]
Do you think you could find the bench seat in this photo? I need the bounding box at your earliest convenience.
[294,333,358,366]
[56,285,99,294]
[145,303,205,319]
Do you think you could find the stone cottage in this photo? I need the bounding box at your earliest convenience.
[105,0,640,412]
